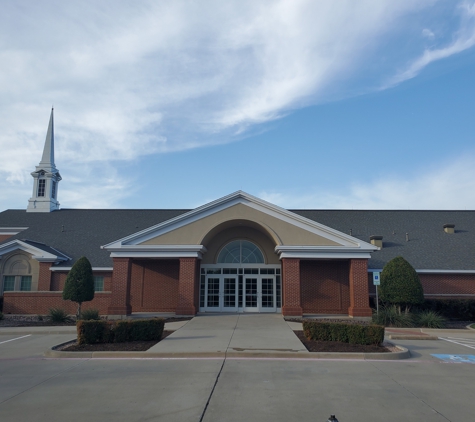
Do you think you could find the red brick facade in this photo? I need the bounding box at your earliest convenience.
[37,262,53,291]
[130,259,179,312]
[0,234,13,243]
[108,257,132,315]
[176,258,199,315]
[282,258,303,316]
[301,260,350,314]
[3,292,111,315]
[348,259,372,317]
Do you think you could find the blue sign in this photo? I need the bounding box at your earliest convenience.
[373,272,380,286]
[431,354,475,364]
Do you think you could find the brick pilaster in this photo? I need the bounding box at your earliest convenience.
[348,259,372,317]
[281,258,303,316]
[108,257,132,315]
[176,258,199,316]
[37,262,53,291]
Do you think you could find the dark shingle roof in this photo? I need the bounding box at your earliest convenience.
[1,208,474,270]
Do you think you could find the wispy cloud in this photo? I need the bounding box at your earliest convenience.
[385,2,475,87]
[260,154,475,210]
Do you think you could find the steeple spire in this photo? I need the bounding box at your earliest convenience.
[27,109,62,212]
[39,108,55,168]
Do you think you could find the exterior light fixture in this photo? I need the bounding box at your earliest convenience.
[327,415,339,422]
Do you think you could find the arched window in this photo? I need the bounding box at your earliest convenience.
[217,240,265,264]
[2,254,32,292]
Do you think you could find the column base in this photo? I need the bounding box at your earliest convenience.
[282,306,303,317]
[107,305,131,316]
[348,307,372,317]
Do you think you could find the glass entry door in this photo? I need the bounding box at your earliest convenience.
[243,277,259,312]
[243,276,276,312]
[203,276,238,312]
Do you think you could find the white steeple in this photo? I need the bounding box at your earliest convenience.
[27,108,62,212]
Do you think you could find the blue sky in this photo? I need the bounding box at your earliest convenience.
[1,0,475,210]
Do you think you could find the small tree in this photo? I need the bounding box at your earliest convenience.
[63,256,95,319]
[379,256,424,314]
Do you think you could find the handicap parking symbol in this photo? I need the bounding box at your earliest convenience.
[431,354,475,363]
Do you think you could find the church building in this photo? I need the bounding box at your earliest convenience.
[1,111,474,318]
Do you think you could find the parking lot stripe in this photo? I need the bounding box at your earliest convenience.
[0,334,31,345]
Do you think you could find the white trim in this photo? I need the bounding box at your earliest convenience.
[106,245,207,259]
[367,269,475,274]
[0,239,68,263]
[0,227,28,235]
[275,245,373,259]
[50,267,114,272]
[102,191,378,251]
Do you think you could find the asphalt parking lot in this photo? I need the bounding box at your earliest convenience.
[1,329,475,422]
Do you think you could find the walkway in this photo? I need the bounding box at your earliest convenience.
[146,314,308,356]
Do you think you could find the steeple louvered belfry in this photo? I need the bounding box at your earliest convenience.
[27,108,62,212]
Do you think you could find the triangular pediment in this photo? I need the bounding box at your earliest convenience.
[103,192,377,258]
[0,239,70,262]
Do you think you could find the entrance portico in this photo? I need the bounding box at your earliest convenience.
[103,191,377,318]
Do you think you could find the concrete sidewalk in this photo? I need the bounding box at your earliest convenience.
[146,314,308,355]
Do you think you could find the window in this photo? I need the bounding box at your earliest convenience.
[217,240,265,264]
[51,180,56,198]
[20,276,32,291]
[3,276,15,291]
[37,179,46,197]
[94,276,104,292]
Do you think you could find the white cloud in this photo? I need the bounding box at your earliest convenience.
[386,2,475,87]
[1,0,473,208]
[422,28,435,39]
[259,155,475,210]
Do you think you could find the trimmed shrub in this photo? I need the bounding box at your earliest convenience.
[77,320,113,345]
[415,310,447,328]
[303,320,384,345]
[380,256,424,312]
[48,308,71,323]
[80,309,100,321]
[63,256,95,319]
[372,305,415,327]
[114,319,165,343]
[76,318,165,344]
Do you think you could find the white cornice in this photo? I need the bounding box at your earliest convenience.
[0,239,69,263]
[106,245,207,259]
[275,245,375,259]
[50,267,114,272]
[368,269,475,274]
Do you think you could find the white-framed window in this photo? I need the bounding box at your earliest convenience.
[37,179,46,197]
[3,276,15,291]
[94,276,104,292]
[217,240,265,264]
[2,275,32,292]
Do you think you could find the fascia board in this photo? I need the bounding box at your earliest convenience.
[0,240,60,261]
[367,269,475,274]
[0,227,28,235]
[275,245,377,254]
[278,251,373,259]
[103,190,373,249]
[110,251,204,259]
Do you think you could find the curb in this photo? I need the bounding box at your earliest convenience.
[388,335,438,340]
[44,343,410,360]
[0,329,77,335]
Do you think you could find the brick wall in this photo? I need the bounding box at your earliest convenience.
[2,292,111,315]
[0,234,13,243]
[282,258,303,316]
[50,271,112,291]
[176,258,199,315]
[130,259,180,312]
[301,260,350,314]
[348,259,372,317]
[368,272,475,298]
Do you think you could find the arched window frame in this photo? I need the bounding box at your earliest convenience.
[216,240,265,264]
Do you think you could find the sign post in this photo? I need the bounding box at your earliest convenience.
[373,272,380,315]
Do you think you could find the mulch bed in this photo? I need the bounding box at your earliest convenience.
[294,331,391,353]
[56,330,173,352]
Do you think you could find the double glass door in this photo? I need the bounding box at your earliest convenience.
[201,270,279,313]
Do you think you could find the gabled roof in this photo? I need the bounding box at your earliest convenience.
[102,191,377,260]
[0,239,70,263]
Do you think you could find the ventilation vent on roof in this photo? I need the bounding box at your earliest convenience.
[443,224,455,234]
[370,235,383,248]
